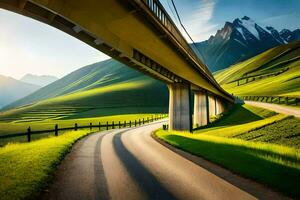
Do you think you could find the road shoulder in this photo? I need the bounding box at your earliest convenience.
[151,131,291,200]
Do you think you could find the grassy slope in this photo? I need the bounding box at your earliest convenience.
[156,130,300,198]
[214,40,300,97]
[235,116,300,148]
[0,130,91,200]
[0,114,159,139]
[195,104,286,138]
[0,59,168,135]
[155,104,300,197]
[3,59,165,110]
[1,59,168,120]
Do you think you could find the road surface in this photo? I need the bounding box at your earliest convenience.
[40,120,286,200]
[246,101,300,118]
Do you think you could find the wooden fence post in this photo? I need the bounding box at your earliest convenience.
[90,123,92,131]
[129,120,131,127]
[27,126,31,142]
[106,121,108,130]
[118,121,121,129]
[55,124,58,136]
[75,123,78,131]
[142,118,144,124]
[112,121,115,129]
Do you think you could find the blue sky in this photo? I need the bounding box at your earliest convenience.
[0,0,299,79]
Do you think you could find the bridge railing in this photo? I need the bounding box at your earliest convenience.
[0,114,167,144]
[141,0,213,78]
[240,95,300,106]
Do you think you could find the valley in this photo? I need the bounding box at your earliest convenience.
[0,1,299,198]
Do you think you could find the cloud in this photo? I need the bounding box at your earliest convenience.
[182,0,219,41]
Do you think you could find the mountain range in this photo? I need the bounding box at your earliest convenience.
[195,16,300,72]
[0,75,41,109]
[20,74,58,87]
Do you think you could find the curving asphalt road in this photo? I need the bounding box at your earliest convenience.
[40,120,287,200]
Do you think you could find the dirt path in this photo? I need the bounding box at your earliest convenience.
[245,101,300,118]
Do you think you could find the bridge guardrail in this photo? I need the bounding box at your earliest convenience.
[0,114,167,143]
[141,0,213,78]
[139,0,235,101]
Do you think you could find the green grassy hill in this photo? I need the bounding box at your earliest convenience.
[214,40,300,97]
[0,59,168,124]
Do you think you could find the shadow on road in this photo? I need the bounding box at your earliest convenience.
[113,132,176,200]
[94,132,110,200]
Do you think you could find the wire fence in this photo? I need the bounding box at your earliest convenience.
[240,95,300,106]
[0,114,168,143]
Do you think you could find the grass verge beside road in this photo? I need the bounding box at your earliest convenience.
[0,130,91,200]
[155,104,300,197]
[155,129,300,198]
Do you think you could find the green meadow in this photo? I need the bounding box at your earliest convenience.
[214,41,300,98]
[0,130,92,200]
[155,104,300,197]
[0,59,168,145]
[0,113,163,146]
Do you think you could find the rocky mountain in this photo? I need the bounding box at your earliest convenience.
[195,16,300,72]
[20,74,58,87]
[0,75,41,108]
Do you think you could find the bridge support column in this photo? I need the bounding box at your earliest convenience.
[209,95,216,117]
[193,90,209,126]
[216,97,225,114]
[168,83,192,132]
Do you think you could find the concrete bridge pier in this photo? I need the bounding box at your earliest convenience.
[215,97,224,115]
[193,90,209,127]
[168,83,192,132]
[209,95,216,117]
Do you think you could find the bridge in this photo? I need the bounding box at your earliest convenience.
[0,0,234,132]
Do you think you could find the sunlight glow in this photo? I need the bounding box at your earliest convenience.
[0,9,109,79]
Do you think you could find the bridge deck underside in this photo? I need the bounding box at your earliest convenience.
[0,0,232,101]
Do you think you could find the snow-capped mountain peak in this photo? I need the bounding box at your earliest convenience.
[216,16,297,45]
[240,16,260,39]
[194,16,300,72]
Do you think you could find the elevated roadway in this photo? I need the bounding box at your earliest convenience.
[0,0,234,131]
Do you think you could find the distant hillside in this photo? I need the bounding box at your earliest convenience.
[1,59,168,120]
[0,75,40,108]
[196,16,300,72]
[215,40,300,97]
[20,74,58,87]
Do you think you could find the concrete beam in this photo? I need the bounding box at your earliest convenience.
[168,83,192,132]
